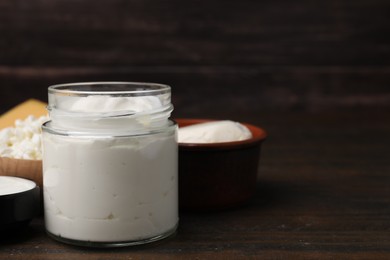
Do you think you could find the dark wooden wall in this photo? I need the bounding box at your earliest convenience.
[0,0,389,118]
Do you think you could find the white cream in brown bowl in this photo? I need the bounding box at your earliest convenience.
[178,120,252,144]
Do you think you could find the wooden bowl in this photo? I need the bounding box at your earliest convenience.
[177,119,267,211]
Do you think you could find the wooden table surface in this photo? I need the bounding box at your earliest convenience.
[0,108,389,259]
[0,0,389,258]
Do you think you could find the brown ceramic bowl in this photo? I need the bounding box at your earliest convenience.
[176,119,267,211]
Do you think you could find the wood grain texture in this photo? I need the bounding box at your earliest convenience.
[0,0,389,66]
[0,108,389,259]
[0,0,389,115]
[0,2,389,258]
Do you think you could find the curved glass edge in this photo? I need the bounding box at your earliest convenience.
[46,222,178,248]
[42,119,178,137]
[47,82,173,123]
[48,82,171,96]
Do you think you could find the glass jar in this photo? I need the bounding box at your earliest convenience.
[42,82,178,247]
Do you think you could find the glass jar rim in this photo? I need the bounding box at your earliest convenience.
[46,81,174,134]
[42,119,177,137]
[48,82,171,96]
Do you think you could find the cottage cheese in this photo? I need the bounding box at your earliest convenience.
[0,115,48,160]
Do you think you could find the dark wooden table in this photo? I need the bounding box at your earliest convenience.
[0,108,389,259]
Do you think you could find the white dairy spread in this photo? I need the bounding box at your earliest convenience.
[49,95,168,132]
[0,176,36,196]
[43,95,178,243]
[178,120,252,143]
[57,95,162,113]
[0,115,48,160]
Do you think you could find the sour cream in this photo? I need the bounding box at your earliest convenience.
[0,176,36,196]
[178,120,252,143]
[42,82,178,246]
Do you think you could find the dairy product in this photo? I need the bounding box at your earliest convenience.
[42,82,178,246]
[0,115,49,160]
[43,130,177,242]
[0,176,36,196]
[58,95,163,113]
[178,120,252,143]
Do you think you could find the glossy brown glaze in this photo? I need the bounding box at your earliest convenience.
[177,119,267,211]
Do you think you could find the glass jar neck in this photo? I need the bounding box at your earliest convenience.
[46,82,173,134]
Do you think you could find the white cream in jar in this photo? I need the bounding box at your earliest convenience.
[42,82,178,247]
